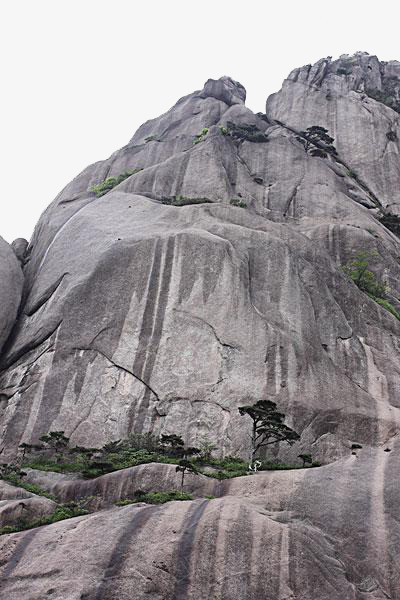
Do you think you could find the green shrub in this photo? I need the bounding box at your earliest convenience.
[116,491,193,506]
[205,469,248,480]
[90,169,143,197]
[144,135,158,143]
[373,297,400,321]
[23,460,83,474]
[161,195,213,207]
[193,128,209,145]
[342,252,387,298]
[219,125,229,136]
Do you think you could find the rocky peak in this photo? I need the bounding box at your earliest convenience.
[286,52,400,104]
[200,75,246,105]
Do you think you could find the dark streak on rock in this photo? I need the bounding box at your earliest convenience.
[0,527,41,581]
[90,505,159,600]
[130,236,175,433]
[173,500,209,600]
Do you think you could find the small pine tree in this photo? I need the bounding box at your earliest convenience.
[296,126,337,156]
[161,434,185,457]
[18,442,34,460]
[238,400,300,468]
[176,459,199,490]
[39,431,70,462]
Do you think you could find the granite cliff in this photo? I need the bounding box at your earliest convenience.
[0,52,400,599]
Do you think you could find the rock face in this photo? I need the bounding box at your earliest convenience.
[1,54,400,599]
[0,456,399,600]
[0,237,23,356]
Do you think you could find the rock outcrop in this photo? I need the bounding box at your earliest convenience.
[0,237,23,356]
[1,54,400,599]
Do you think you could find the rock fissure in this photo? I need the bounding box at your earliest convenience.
[72,347,161,403]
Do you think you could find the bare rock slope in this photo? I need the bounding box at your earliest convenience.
[1,53,400,599]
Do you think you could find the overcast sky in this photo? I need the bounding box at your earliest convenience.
[2,0,400,243]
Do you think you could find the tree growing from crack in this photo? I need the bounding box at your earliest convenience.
[296,126,337,157]
[238,400,300,469]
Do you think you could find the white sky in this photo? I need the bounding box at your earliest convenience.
[1,0,400,243]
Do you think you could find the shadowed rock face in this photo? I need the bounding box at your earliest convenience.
[0,53,400,599]
[0,238,23,357]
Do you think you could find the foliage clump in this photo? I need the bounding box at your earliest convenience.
[342,251,400,321]
[161,195,213,207]
[225,121,268,143]
[90,169,142,197]
[16,424,321,483]
[342,251,387,298]
[193,128,209,145]
[116,490,193,506]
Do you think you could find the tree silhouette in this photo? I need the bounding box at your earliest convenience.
[238,400,300,468]
[39,431,70,462]
[161,434,185,457]
[296,126,337,157]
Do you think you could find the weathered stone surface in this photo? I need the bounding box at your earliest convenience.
[0,451,399,599]
[1,68,400,467]
[0,237,23,356]
[0,495,56,529]
[1,54,400,599]
[266,52,400,213]
[0,480,33,501]
[23,463,215,509]
[0,480,56,529]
